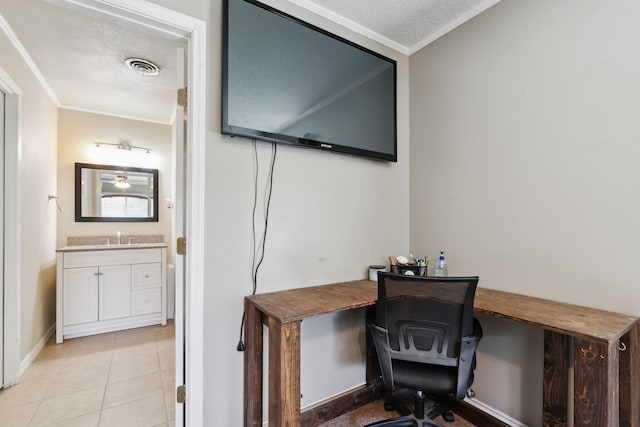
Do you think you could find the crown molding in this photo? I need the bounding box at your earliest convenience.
[408,0,502,55]
[0,12,61,106]
[286,0,410,55]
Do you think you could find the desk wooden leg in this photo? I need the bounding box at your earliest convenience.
[543,331,569,427]
[244,302,263,427]
[574,338,619,427]
[268,318,301,427]
[620,322,640,427]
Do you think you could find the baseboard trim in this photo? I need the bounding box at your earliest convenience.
[452,398,527,427]
[300,381,385,427]
[20,323,56,376]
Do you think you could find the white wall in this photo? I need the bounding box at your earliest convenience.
[0,24,58,360]
[409,0,640,424]
[57,109,173,255]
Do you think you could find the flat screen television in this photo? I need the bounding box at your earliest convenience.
[222,0,397,162]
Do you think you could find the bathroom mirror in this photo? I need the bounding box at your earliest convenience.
[75,163,158,222]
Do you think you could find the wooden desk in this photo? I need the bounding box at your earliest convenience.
[244,280,640,427]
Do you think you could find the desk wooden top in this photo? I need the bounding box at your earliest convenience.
[247,279,639,344]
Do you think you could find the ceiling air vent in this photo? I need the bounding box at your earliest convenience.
[125,57,160,76]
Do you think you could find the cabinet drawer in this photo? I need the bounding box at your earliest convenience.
[132,288,162,315]
[132,263,161,289]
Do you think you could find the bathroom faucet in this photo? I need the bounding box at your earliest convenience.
[117,231,121,245]
[128,237,135,245]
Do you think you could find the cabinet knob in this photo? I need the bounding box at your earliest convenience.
[145,275,149,278]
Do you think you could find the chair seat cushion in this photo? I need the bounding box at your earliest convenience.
[392,359,471,395]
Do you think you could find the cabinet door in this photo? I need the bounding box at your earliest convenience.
[99,265,131,321]
[63,267,99,326]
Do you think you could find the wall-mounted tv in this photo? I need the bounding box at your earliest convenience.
[222,0,397,162]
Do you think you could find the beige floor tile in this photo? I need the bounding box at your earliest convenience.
[58,350,113,375]
[99,394,167,427]
[45,365,110,399]
[158,346,175,372]
[0,380,50,410]
[19,358,65,384]
[114,328,158,347]
[0,401,39,427]
[3,325,175,427]
[161,369,176,421]
[154,325,175,341]
[29,385,104,427]
[42,411,100,427]
[66,333,116,356]
[160,368,175,383]
[36,339,73,362]
[108,354,160,383]
[103,371,162,409]
[155,337,173,353]
[111,341,157,364]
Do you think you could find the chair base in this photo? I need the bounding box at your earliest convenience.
[364,390,445,427]
[365,416,442,427]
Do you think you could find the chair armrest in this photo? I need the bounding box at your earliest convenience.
[455,318,483,400]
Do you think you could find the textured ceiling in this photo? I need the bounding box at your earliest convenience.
[289,0,502,54]
[0,0,185,124]
[0,0,501,123]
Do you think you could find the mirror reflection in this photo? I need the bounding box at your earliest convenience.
[75,162,158,222]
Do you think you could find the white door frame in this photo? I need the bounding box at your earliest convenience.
[56,1,206,424]
[0,65,22,388]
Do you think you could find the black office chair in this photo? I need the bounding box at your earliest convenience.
[366,273,483,427]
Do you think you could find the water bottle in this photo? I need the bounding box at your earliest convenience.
[435,251,448,277]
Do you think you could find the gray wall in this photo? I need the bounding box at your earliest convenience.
[144,0,411,424]
[410,0,640,424]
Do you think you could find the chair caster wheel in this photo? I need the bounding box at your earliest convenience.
[443,411,454,422]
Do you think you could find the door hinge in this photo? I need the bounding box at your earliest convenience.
[177,237,186,255]
[177,87,188,108]
[177,384,186,404]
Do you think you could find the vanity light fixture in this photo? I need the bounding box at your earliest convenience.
[94,141,152,154]
[114,175,131,189]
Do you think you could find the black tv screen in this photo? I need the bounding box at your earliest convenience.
[222,0,397,162]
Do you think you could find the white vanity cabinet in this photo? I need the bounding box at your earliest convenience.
[56,245,167,343]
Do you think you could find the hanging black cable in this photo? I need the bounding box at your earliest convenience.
[238,142,277,351]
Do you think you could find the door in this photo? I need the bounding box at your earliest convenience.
[99,265,132,320]
[0,89,5,387]
[63,267,99,325]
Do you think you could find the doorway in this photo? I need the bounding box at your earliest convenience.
[0,0,205,424]
[0,66,20,390]
[57,2,206,424]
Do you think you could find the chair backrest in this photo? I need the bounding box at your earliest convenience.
[375,273,479,367]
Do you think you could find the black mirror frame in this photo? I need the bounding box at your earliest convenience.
[75,162,159,222]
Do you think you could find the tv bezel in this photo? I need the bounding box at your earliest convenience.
[221,0,398,162]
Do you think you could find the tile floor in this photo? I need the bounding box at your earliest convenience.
[0,322,176,427]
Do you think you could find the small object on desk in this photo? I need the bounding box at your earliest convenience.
[396,255,409,265]
[403,270,415,275]
[368,265,386,281]
[389,256,399,273]
[435,251,448,277]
